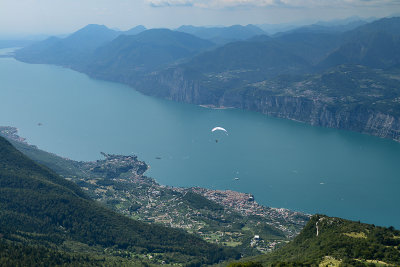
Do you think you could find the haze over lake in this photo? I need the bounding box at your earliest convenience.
[1,52,400,228]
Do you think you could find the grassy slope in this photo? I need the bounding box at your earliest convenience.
[228,215,400,266]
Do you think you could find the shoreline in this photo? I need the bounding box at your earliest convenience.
[0,125,310,247]
[11,55,400,143]
[198,104,235,110]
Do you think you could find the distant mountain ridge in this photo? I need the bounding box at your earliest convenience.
[15,25,215,79]
[320,17,400,69]
[176,24,265,44]
[124,25,147,35]
[274,19,368,35]
[83,28,215,83]
[14,24,147,69]
[15,24,119,67]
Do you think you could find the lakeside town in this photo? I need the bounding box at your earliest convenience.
[1,126,310,255]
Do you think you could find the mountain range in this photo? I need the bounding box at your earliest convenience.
[84,28,215,83]
[14,17,400,141]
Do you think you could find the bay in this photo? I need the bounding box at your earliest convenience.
[1,53,400,228]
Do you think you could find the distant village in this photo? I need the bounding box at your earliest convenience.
[70,151,309,253]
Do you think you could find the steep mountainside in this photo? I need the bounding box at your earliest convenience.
[133,37,311,99]
[320,17,400,70]
[0,135,239,265]
[180,39,310,77]
[274,31,343,64]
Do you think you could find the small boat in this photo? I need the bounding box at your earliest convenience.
[234,177,239,181]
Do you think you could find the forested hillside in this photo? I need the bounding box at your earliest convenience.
[228,215,400,266]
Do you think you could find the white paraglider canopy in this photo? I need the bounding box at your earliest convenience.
[211,126,228,133]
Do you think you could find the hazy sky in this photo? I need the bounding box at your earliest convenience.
[1,0,400,36]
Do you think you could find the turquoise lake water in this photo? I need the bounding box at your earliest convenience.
[1,54,400,228]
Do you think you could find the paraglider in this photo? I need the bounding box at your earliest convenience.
[211,126,228,143]
[211,127,228,134]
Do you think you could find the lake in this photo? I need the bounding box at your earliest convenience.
[1,52,400,228]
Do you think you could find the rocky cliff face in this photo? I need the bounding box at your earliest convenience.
[135,70,400,142]
[231,94,400,141]
[137,68,221,105]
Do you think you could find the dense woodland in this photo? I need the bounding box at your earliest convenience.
[0,240,146,267]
